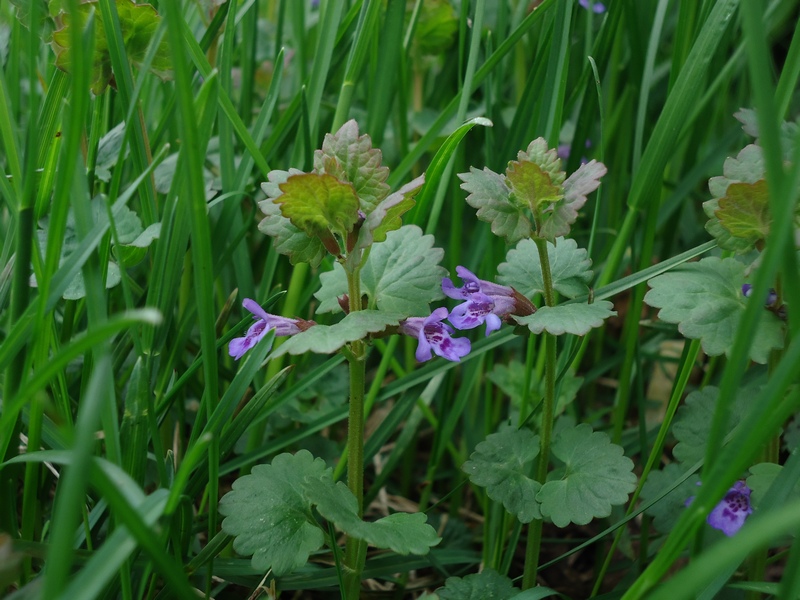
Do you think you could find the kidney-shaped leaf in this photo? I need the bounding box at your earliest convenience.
[513,301,615,336]
[644,257,784,363]
[462,427,542,523]
[497,237,593,300]
[537,424,636,527]
[316,225,446,316]
[219,451,327,576]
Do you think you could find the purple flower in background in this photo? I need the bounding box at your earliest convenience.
[229,298,310,360]
[741,284,778,307]
[579,0,606,13]
[707,481,753,536]
[399,308,471,362]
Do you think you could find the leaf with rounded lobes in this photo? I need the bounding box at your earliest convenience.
[218,451,327,576]
[639,463,701,534]
[52,0,172,94]
[506,160,562,212]
[313,119,390,212]
[671,386,748,465]
[747,463,800,508]
[497,237,593,300]
[513,301,615,336]
[537,159,606,242]
[316,226,446,316]
[358,174,424,249]
[437,569,519,600]
[537,424,637,527]
[459,167,532,244]
[305,474,440,555]
[516,138,565,185]
[703,144,766,253]
[643,257,784,363]
[462,427,542,523]
[271,310,403,357]
[714,180,771,245]
[276,172,360,239]
[259,169,326,266]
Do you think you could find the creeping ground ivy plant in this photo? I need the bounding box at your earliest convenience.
[219,120,641,596]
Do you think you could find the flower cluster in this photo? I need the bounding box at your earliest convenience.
[230,268,534,364]
[398,266,535,363]
[229,299,314,360]
[686,480,753,537]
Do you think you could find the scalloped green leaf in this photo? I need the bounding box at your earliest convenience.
[462,428,542,523]
[643,257,785,363]
[734,108,799,162]
[358,175,424,249]
[259,169,326,267]
[52,0,172,95]
[276,173,360,239]
[537,424,636,527]
[218,451,327,576]
[703,144,766,253]
[497,237,593,299]
[747,462,800,508]
[458,167,532,243]
[316,225,446,316]
[516,138,565,184]
[639,463,701,534]
[411,0,458,57]
[305,470,440,555]
[271,310,403,357]
[714,180,771,246]
[513,301,615,336]
[506,159,562,212]
[313,119,390,212]
[537,159,606,242]
[671,386,748,465]
[437,569,519,600]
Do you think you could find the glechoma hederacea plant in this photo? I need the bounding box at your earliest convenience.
[218,119,644,595]
[4,0,800,597]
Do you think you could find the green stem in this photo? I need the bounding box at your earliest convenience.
[522,237,558,589]
[343,264,367,599]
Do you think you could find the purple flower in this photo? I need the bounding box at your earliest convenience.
[399,308,471,362]
[443,266,513,303]
[448,292,503,336]
[579,0,606,13]
[741,284,778,307]
[229,298,310,360]
[442,266,524,334]
[707,481,753,536]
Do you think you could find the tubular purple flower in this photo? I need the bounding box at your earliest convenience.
[707,480,753,536]
[229,298,311,360]
[448,292,503,336]
[443,266,514,303]
[442,266,523,333]
[399,307,471,362]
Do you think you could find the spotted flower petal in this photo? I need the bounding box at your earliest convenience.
[707,480,753,536]
[448,292,503,336]
[399,307,471,362]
